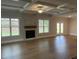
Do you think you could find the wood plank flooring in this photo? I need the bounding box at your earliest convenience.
[1,35,77,59]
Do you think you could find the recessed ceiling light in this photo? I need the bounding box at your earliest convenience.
[13,0,19,2]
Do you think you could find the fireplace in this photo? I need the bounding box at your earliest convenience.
[26,30,35,38]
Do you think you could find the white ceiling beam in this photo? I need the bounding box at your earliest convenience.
[21,0,38,11]
[1,5,22,10]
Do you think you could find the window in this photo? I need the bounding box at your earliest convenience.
[39,20,43,33]
[60,23,63,33]
[57,23,60,34]
[11,19,19,36]
[1,18,20,37]
[44,20,49,32]
[56,23,64,34]
[39,19,49,33]
[1,18,10,36]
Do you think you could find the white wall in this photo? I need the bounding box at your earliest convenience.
[1,9,53,43]
[2,9,74,43]
[22,13,52,38]
[22,14,70,37]
[1,9,25,43]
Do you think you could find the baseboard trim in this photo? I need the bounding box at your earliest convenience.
[1,35,55,44]
[68,34,77,39]
[26,35,55,41]
[1,39,25,44]
[69,33,77,36]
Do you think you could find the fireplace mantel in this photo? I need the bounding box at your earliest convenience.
[24,26,37,29]
[24,28,36,30]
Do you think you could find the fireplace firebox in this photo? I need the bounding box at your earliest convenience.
[26,30,35,38]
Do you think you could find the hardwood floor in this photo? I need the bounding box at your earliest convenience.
[1,35,77,59]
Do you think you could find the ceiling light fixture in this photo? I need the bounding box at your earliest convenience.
[38,10,43,13]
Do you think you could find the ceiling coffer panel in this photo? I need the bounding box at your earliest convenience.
[1,0,76,15]
[18,0,33,2]
[1,0,33,8]
[26,3,55,12]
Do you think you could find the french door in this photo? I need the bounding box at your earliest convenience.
[57,23,64,34]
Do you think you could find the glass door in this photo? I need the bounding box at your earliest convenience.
[56,23,64,34]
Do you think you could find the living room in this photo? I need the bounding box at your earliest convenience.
[1,0,77,59]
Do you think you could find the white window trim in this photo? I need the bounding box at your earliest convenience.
[1,18,20,37]
[38,19,49,33]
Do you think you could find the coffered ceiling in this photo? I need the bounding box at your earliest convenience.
[1,0,77,16]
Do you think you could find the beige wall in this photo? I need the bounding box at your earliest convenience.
[69,16,77,36]
[50,16,69,35]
